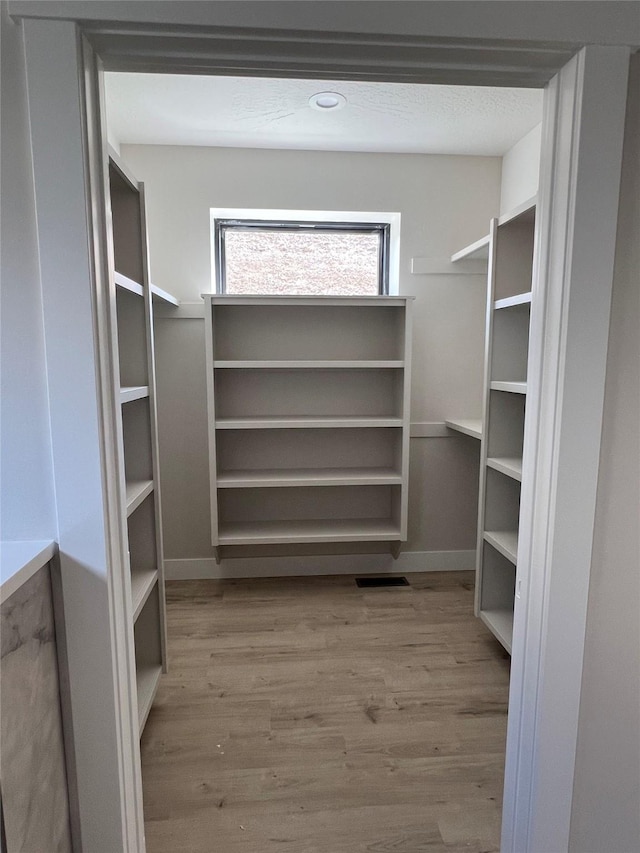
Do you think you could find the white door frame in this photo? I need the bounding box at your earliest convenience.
[17,12,630,852]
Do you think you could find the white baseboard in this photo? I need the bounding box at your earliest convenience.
[164,550,476,580]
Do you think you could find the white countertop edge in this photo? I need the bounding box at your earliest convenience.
[1,540,57,604]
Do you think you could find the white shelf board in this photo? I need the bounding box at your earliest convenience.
[217,467,403,488]
[137,664,162,735]
[494,292,532,310]
[486,456,523,481]
[215,416,404,430]
[120,385,149,404]
[131,569,158,622]
[445,418,482,440]
[205,295,412,307]
[490,381,527,395]
[125,480,154,516]
[151,283,179,306]
[484,530,519,564]
[451,233,490,263]
[217,518,402,545]
[114,271,144,297]
[213,360,404,369]
[479,608,514,653]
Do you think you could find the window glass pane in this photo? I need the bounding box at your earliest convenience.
[223,229,381,295]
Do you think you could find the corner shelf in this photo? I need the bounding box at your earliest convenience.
[445,418,482,440]
[451,233,490,263]
[204,296,413,552]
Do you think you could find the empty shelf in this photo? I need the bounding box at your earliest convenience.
[494,292,532,310]
[217,518,402,545]
[484,530,518,564]
[486,456,522,481]
[451,233,490,262]
[490,381,527,394]
[151,284,179,306]
[125,480,154,516]
[136,664,162,735]
[217,467,402,488]
[213,360,404,369]
[215,416,404,430]
[115,271,144,297]
[479,608,514,653]
[131,569,158,622]
[120,385,149,404]
[445,419,482,439]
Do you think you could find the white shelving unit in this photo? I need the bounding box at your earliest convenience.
[203,296,413,559]
[475,197,536,653]
[108,148,173,734]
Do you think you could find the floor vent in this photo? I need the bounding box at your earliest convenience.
[356,576,410,588]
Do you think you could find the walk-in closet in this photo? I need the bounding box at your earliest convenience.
[100,71,542,850]
[5,9,635,850]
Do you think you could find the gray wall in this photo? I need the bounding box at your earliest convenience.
[0,2,55,540]
[569,54,640,853]
[123,144,502,563]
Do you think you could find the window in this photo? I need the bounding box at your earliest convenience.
[213,216,392,296]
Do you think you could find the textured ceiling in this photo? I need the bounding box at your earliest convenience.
[105,73,543,156]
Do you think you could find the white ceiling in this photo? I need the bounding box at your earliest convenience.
[105,73,543,157]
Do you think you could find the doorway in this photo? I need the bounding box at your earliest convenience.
[17,14,630,851]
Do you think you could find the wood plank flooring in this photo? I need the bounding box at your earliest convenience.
[141,572,510,853]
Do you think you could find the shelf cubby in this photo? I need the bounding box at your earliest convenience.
[115,287,148,387]
[490,301,531,385]
[216,427,402,475]
[493,205,536,302]
[128,493,159,621]
[486,390,525,459]
[212,303,406,361]
[478,542,517,652]
[134,584,163,734]
[214,366,405,421]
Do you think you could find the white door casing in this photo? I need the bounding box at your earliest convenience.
[16,10,631,851]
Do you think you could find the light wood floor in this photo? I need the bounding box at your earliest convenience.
[141,572,510,853]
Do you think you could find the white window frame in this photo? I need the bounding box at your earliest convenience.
[210,208,401,295]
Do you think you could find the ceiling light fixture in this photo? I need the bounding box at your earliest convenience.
[309,92,347,111]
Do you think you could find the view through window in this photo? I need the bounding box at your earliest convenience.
[215,220,389,296]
